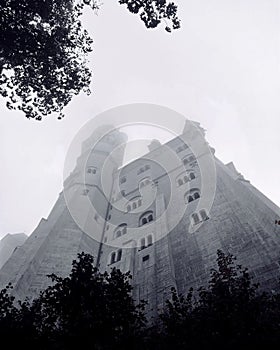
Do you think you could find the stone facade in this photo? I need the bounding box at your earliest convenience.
[0,121,280,318]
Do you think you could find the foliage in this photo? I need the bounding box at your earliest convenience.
[0,0,180,121]
[119,0,180,32]
[159,250,280,349]
[0,252,146,349]
[1,250,279,349]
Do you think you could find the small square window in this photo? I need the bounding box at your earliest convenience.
[142,255,149,262]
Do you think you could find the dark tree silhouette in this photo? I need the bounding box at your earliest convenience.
[159,250,280,350]
[0,0,180,121]
[0,252,146,349]
[2,250,278,349]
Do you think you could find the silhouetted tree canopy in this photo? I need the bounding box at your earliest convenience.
[1,250,279,349]
[158,250,280,350]
[0,0,180,121]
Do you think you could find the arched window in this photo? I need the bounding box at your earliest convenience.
[183,158,188,165]
[138,199,142,207]
[188,195,194,203]
[127,204,131,212]
[117,249,122,261]
[184,175,188,183]
[139,211,154,226]
[133,202,137,210]
[147,235,153,246]
[200,209,208,221]
[110,252,116,264]
[189,172,195,180]
[193,192,200,200]
[185,189,200,204]
[178,179,183,187]
[191,213,200,225]
[142,217,148,225]
[120,176,126,184]
[140,238,145,250]
[114,224,127,239]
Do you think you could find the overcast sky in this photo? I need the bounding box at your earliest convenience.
[0,0,280,239]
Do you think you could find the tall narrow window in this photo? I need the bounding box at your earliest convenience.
[117,249,122,261]
[133,202,137,210]
[140,238,145,250]
[120,176,126,184]
[184,175,188,183]
[148,214,153,222]
[147,235,153,246]
[191,213,200,225]
[110,252,116,264]
[189,172,195,180]
[193,192,200,200]
[200,209,208,221]
[138,199,142,207]
[127,204,131,212]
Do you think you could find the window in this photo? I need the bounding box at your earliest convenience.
[191,210,209,226]
[183,155,196,166]
[178,178,183,187]
[191,213,200,225]
[82,189,89,196]
[117,249,122,261]
[140,238,145,250]
[110,249,122,264]
[127,204,131,212]
[121,190,125,196]
[108,214,111,220]
[188,195,194,203]
[138,199,142,206]
[110,252,116,264]
[185,189,200,204]
[120,176,126,184]
[133,202,137,210]
[200,209,209,221]
[189,172,195,180]
[87,167,96,174]
[139,234,153,250]
[114,224,127,239]
[143,255,149,262]
[138,165,150,175]
[193,192,200,200]
[176,143,188,153]
[184,175,188,183]
[139,177,151,189]
[140,211,154,226]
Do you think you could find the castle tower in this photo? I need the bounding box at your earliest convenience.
[0,126,127,300]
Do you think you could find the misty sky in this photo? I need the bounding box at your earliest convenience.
[0,0,280,239]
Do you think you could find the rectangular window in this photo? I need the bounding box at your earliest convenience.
[142,255,149,262]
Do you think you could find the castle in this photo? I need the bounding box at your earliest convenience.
[0,119,280,318]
